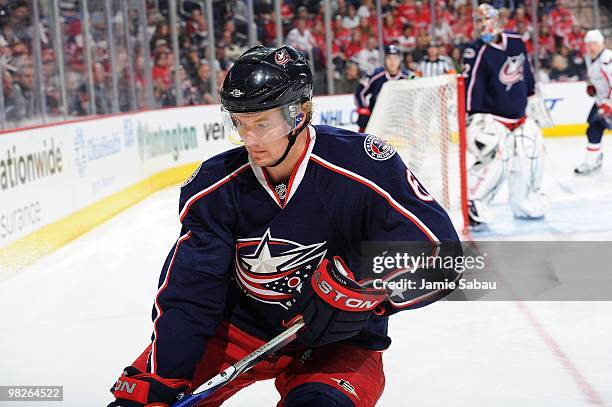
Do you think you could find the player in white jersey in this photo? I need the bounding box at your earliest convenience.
[575,30,612,175]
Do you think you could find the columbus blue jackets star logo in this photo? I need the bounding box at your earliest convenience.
[235,229,327,308]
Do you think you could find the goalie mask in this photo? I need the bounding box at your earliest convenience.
[474,4,502,43]
[220,45,313,167]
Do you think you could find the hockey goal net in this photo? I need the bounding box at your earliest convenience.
[365,74,469,232]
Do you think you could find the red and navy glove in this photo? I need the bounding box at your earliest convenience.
[598,102,612,118]
[108,366,191,407]
[356,107,371,133]
[283,257,387,347]
[586,84,596,97]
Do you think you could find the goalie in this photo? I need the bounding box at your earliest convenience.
[461,4,549,227]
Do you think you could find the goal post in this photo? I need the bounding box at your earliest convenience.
[365,74,469,233]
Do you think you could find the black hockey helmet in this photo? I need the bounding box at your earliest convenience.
[385,44,401,56]
[220,45,313,113]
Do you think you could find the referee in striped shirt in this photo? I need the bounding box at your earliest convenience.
[418,43,456,77]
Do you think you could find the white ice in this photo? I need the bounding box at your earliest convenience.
[1,136,611,406]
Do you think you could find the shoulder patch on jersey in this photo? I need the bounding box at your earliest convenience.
[363,134,396,161]
[463,48,476,59]
[181,163,202,188]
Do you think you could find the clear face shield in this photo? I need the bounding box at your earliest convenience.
[222,101,305,146]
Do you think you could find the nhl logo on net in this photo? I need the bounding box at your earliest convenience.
[274,49,292,66]
[363,135,396,161]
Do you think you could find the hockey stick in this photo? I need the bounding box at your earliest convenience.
[171,318,305,407]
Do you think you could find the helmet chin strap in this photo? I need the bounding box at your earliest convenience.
[266,118,310,168]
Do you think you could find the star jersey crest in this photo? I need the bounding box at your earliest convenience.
[235,229,327,309]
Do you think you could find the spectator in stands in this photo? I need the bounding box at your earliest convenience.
[354,36,381,75]
[195,62,214,105]
[46,85,61,116]
[451,9,474,44]
[345,29,365,61]
[397,0,416,25]
[150,21,171,53]
[6,1,30,44]
[335,61,361,94]
[554,12,574,42]
[566,24,586,55]
[413,1,430,32]
[559,44,585,80]
[549,53,578,82]
[8,63,34,122]
[216,43,233,71]
[342,4,360,30]
[517,22,533,54]
[332,14,352,48]
[215,69,227,101]
[286,18,316,57]
[398,24,416,54]
[550,0,574,27]
[2,68,18,121]
[402,51,419,72]
[358,0,373,18]
[358,16,374,38]
[152,50,171,89]
[383,14,402,45]
[414,27,431,60]
[450,47,462,72]
[432,18,453,47]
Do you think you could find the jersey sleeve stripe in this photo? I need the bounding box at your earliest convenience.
[466,45,487,112]
[150,231,192,374]
[599,67,612,99]
[310,154,439,242]
[179,163,250,222]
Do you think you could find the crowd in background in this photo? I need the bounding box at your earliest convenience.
[0,0,607,129]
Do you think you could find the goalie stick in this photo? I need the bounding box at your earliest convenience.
[170,318,305,407]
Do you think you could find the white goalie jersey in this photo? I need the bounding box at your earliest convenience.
[588,48,612,107]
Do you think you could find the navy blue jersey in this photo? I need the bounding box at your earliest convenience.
[462,32,535,120]
[149,125,459,380]
[355,67,416,112]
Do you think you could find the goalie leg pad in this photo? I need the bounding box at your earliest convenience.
[466,113,508,158]
[467,114,511,204]
[467,151,508,204]
[507,118,549,218]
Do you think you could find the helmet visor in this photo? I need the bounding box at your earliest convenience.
[222,101,305,145]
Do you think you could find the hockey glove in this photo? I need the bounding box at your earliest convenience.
[108,366,190,407]
[586,84,596,97]
[598,102,612,118]
[283,257,387,348]
[356,107,371,133]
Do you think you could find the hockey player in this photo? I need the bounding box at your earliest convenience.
[461,4,548,226]
[575,29,611,175]
[108,45,461,407]
[355,44,417,133]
